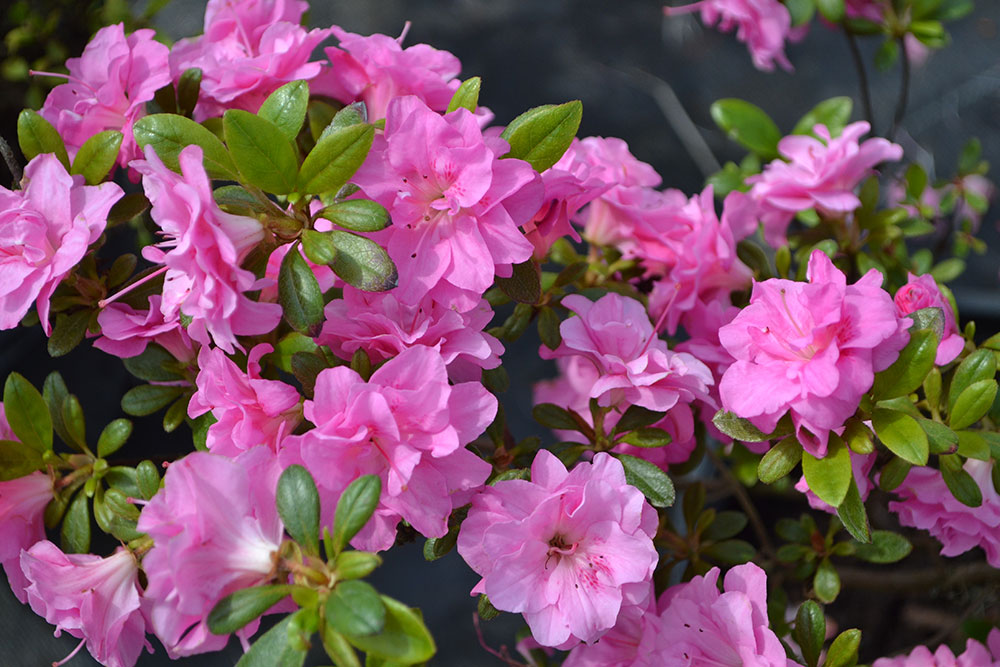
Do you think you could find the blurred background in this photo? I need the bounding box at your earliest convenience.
[1,0,999,664]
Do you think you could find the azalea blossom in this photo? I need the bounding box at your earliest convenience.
[873,628,1000,666]
[94,295,196,362]
[894,273,964,366]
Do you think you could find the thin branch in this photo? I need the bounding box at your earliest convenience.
[889,37,911,141]
[838,562,1000,592]
[843,30,875,130]
[706,446,776,559]
[0,135,22,187]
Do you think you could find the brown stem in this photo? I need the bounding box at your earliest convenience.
[706,447,776,559]
[0,135,22,187]
[838,562,1000,592]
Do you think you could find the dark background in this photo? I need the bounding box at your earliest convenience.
[1,1,999,664]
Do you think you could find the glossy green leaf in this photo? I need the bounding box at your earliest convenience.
[17,109,69,168]
[814,557,841,603]
[97,418,132,459]
[177,68,202,118]
[332,475,382,555]
[712,410,772,442]
[532,404,580,431]
[616,453,675,508]
[4,372,52,453]
[791,97,852,137]
[279,244,325,336]
[612,405,664,435]
[0,440,44,481]
[70,130,123,184]
[940,454,982,507]
[802,434,852,507]
[47,310,92,358]
[537,306,562,350]
[42,372,72,449]
[133,113,239,180]
[794,600,825,667]
[948,349,996,412]
[949,379,997,430]
[500,100,582,172]
[276,465,321,555]
[916,417,958,455]
[836,477,870,543]
[123,344,185,382]
[955,430,991,461]
[872,409,929,465]
[163,396,189,434]
[322,625,361,667]
[297,123,374,195]
[224,110,299,194]
[317,200,390,232]
[758,436,802,483]
[301,229,338,265]
[61,489,91,554]
[825,629,861,667]
[327,581,386,637]
[136,460,161,500]
[477,594,500,621]
[853,530,912,563]
[208,585,293,635]
[334,551,382,580]
[709,99,781,159]
[235,613,307,667]
[344,596,435,664]
[446,77,482,113]
[120,384,185,417]
[258,80,310,141]
[60,395,86,450]
[872,329,937,400]
[495,260,541,304]
[619,427,672,448]
[326,230,397,293]
[701,511,748,541]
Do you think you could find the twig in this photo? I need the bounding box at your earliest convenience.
[889,37,911,141]
[706,446,776,559]
[838,562,1000,592]
[472,613,527,667]
[843,30,875,130]
[0,135,23,187]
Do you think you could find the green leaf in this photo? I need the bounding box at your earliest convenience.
[61,489,91,554]
[104,466,141,498]
[537,306,562,351]
[0,440,44,481]
[853,530,913,563]
[326,230,397,292]
[133,113,239,180]
[619,427,672,448]
[816,0,846,23]
[446,77,482,113]
[345,596,435,664]
[825,629,861,667]
[612,405,664,435]
[324,103,368,138]
[47,309,92,358]
[500,100,582,173]
[136,460,161,500]
[43,372,72,449]
[4,372,52,453]
[872,409,929,465]
[477,594,500,621]
[236,613,307,667]
[97,418,132,458]
[836,477,870,543]
[123,344,185,382]
[495,260,541,304]
[297,123,374,195]
[709,99,781,159]
[940,454,982,507]
[334,550,382,580]
[70,130,123,184]
[878,457,912,492]
[948,349,996,412]
[317,200,391,233]
[332,475,382,555]
[794,600,825,667]
[874,38,899,71]
[701,539,755,565]
[615,453,675,507]
[813,557,841,603]
[60,395,86,450]
[224,110,299,194]
[955,430,991,460]
[208,585,293,635]
[872,329,938,400]
[949,379,998,430]
[758,436,802,483]
[163,396,189,434]
[792,97,853,137]
[711,410,772,442]
[785,0,815,26]
[301,229,338,266]
[276,465,321,555]
[322,625,361,667]
[258,80,310,142]
[327,580,386,637]
[930,258,965,282]
[120,384,184,417]
[801,434,851,507]
[916,417,959,455]
[532,404,581,431]
[279,244,325,336]
[701,511,748,541]
[176,67,202,118]
[17,109,69,168]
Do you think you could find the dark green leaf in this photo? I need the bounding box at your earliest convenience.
[208,585,293,635]
[712,410,781,442]
[136,460,160,500]
[120,384,184,417]
[500,100,582,172]
[553,261,588,288]
[107,192,150,226]
[948,350,996,412]
[916,417,958,455]
[791,97,852,137]
[326,230,397,292]
[825,629,861,667]
[874,38,899,71]
[619,427,672,448]
[4,372,52,452]
[350,349,372,382]
[224,110,299,194]
[152,80,176,114]
[97,418,132,459]
[276,465,321,555]
[297,123,374,195]
[532,403,581,431]
[163,395,189,433]
[133,113,239,180]
[47,310,92,358]
[813,558,841,603]
[758,436,802,483]
[477,595,499,621]
[302,229,338,265]
[616,453,675,507]
[794,600,825,667]
[70,130,123,184]
[258,80,310,142]
[940,454,982,507]
[612,405,663,435]
[853,530,912,563]
[279,245,325,336]
[701,539,755,564]
[107,254,138,288]
[802,434,851,507]
[736,240,772,279]
[59,394,86,450]
[872,329,938,400]
[190,412,215,451]
[495,260,541,304]
[872,409,929,465]
[43,372,72,448]
[816,0,845,23]
[123,344,184,382]
[235,613,307,667]
[702,511,748,541]
[537,306,561,351]
[332,475,382,555]
[177,68,202,117]
[17,109,69,168]
[0,440,44,480]
[317,200,390,232]
[878,457,912,492]
[327,580,386,637]
[61,489,91,554]
[836,477,870,543]
[104,466,141,498]
[949,379,997,430]
[709,99,781,159]
[343,596,435,664]
[776,517,810,543]
[446,77,482,113]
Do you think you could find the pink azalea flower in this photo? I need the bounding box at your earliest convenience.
[457,450,658,648]
[169,0,331,119]
[94,295,196,362]
[0,154,122,333]
[845,0,885,22]
[539,293,715,413]
[718,250,910,457]
[315,25,462,120]
[21,542,148,667]
[352,95,543,308]
[873,628,1000,667]
[38,23,170,167]
[187,344,302,456]
[581,185,687,250]
[747,121,903,245]
[562,599,668,666]
[522,167,609,259]
[894,273,964,365]
[657,562,796,666]
[664,0,796,72]
[279,345,494,552]
[130,144,282,353]
[317,287,504,383]
[889,459,1000,567]
[796,451,876,513]
[138,449,284,658]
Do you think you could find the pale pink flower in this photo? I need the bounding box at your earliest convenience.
[719,250,910,457]
[796,451,876,513]
[21,542,148,667]
[279,345,494,552]
[540,293,714,413]
[873,629,1000,667]
[657,562,796,666]
[0,154,122,333]
[318,287,504,382]
[894,273,964,365]
[137,449,284,658]
[352,95,543,308]
[0,449,53,603]
[94,295,195,362]
[187,344,302,456]
[315,25,462,120]
[747,121,903,245]
[457,450,658,648]
[889,459,1000,567]
[131,144,282,353]
[664,0,796,72]
[169,0,331,119]
[38,23,170,167]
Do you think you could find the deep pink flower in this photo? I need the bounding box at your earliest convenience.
[94,295,195,361]
[796,451,876,513]
[352,95,543,308]
[889,459,1000,567]
[318,287,503,382]
[664,0,796,72]
[188,344,302,456]
[457,450,658,648]
[747,121,903,245]
[540,293,714,413]
[131,144,282,352]
[894,273,964,365]
[169,0,331,119]
[315,25,462,120]
[0,154,122,333]
[873,628,1000,667]
[719,250,910,457]
[562,599,668,667]
[21,542,147,667]
[137,449,284,657]
[38,23,170,167]
[522,167,609,259]
[280,345,494,552]
[0,434,53,603]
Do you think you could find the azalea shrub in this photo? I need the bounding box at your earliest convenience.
[2,0,1000,665]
